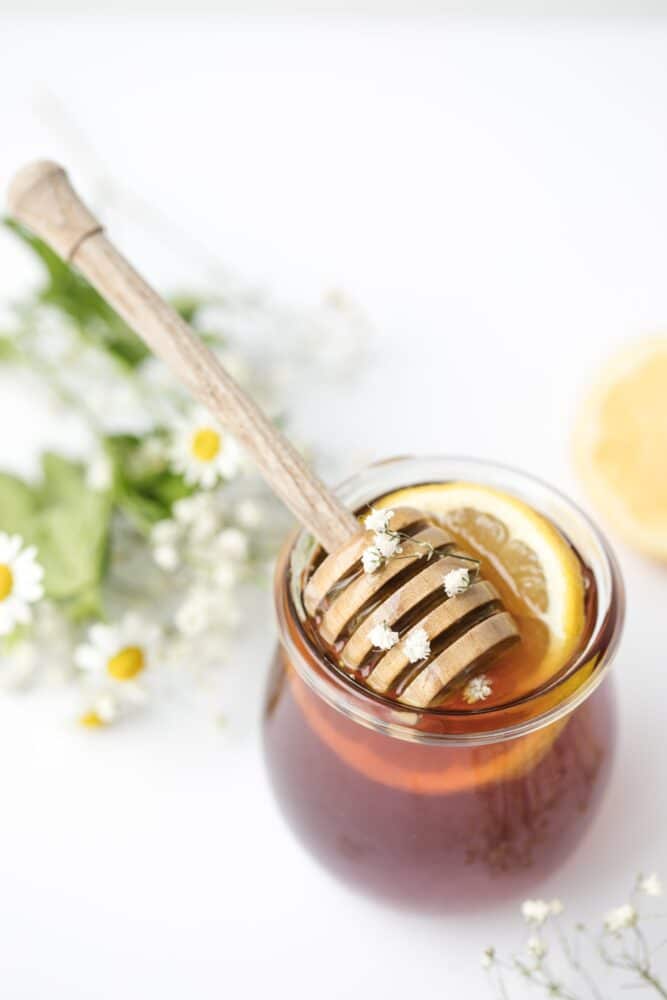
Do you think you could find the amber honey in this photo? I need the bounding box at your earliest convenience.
[262,458,624,910]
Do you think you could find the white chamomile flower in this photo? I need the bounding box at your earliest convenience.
[0,533,44,636]
[75,613,160,685]
[170,407,241,489]
[364,507,394,533]
[368,621,399,651]
[80,692,118,728]
[443,566,471,598]
[604,904,637,934]
[527,936,547,960]
[403,626,431,663]
[373,531,400,558]
[549,899,564,916]
[463,673,493,704]
[362,545,384,575]
[521,900,552,926]
[639,873,662,897]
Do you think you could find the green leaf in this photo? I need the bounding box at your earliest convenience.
[40,452,87,503]
[0,337,18,361]
[29,490,110,601]
[170,294,202,324]
[105,433,192,532]
[0,455,111,613]
[4,219,150,368]
[0,472,37,535]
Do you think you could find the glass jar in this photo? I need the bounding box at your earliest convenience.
[262,457,624,911]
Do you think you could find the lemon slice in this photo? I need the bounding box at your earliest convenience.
[378,481,585,689]
[574,337,667,559]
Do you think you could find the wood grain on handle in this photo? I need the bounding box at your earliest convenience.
[7,161,358,553]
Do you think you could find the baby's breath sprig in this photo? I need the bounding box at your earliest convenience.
[361,507,481,579]
[482,876,667,1000]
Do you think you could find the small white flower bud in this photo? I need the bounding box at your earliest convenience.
[368,621,399,651]
[443,567,471,598]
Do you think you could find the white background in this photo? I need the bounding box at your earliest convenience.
[0,14,666,998]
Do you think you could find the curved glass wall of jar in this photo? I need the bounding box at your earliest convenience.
[263,457,624,910]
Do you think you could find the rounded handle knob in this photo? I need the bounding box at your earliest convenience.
[7,160,102,260]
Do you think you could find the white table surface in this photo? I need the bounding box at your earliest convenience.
[0,14,666,998]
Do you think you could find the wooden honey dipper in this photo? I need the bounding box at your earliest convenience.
[7,161,519,709]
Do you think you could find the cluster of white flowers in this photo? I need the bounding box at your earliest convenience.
[361,508,402,575]
[482,877,666,997]
[443,566,471,598]
[0,221,371,729]
[368,621,432,663]
[521,898,564,926]
[463,673,493,704]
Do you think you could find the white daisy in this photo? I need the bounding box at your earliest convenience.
[170,407,241,489]
[362,545,384,574]
[403,626,431,663]
[80,692,119,728]
[364,507,394,533]
[75,613,160,685]
[463,673,493,704]
[368,621,399,651]
[443,566,471,598]
[0,533,44,636]
[373,531,400,558]
[604,904,637,934]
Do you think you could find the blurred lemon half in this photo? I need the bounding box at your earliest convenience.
[574,337,667,559]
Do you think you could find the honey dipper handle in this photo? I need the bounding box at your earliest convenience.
[7,161,358,552]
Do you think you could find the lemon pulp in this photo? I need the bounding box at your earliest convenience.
[375,482,587,708]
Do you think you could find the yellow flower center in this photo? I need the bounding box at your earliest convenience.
[80,710,106,728]
[191,427,221,462]
[107,645,145,681]
[0,564,13,602]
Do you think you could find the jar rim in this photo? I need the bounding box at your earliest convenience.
[274,455,625,746]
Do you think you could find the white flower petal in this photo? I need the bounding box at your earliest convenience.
[368,621,399,651]
[362,545,384,574]
[403,626,431,663]
[364,508,394,533]
[463,673,493,704]
[639,873,662,897]
[444,567,471,598]
[373,532,400,558]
